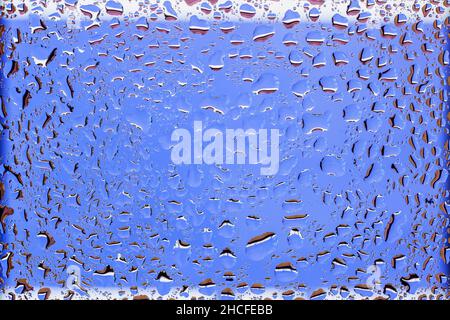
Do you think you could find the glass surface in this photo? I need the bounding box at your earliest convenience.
[0,0,449,300]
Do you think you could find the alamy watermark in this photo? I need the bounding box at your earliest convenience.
[170,121,280,175]
[66,265,81,290]
[366,264,382,290]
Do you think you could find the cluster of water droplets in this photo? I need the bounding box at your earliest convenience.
[0,0,449,300]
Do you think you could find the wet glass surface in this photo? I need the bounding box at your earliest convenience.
[0,0,449,300]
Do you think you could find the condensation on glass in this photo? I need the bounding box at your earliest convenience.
[0,0,449,300]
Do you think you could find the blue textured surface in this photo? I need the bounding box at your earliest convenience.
[0,0,449,300]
